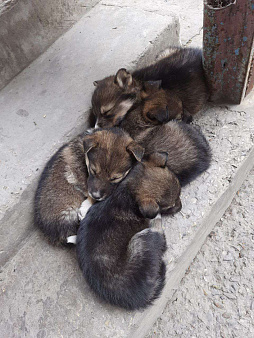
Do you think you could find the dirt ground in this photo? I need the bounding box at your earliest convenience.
[148,168,254,338]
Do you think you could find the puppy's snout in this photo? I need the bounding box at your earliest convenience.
[89,190,106,201]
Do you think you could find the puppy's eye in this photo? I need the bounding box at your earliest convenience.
[110,175,123,184]
[147,112,156,121]
[102,109,111,115]
[110,168,131,183]
[101,105,114,116]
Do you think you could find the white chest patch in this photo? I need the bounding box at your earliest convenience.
[78,197,94,221]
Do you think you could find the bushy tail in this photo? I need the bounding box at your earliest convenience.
[77,228,167,310]
[178,123,212,186]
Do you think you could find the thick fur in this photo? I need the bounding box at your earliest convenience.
[91,80,211,187]
[91,69,143,128]
[90,47,208,127]
[91,71,181,129]
[76,153,181,310]
[133,47,209,122]
[127,121,212,187]
[34,128,144,244]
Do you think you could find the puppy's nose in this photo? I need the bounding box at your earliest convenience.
[90,191,104,201]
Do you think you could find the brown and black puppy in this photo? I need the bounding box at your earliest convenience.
[118,82,182,140]
[91,68,143,128]
[76,152,181,310]
[91,69,175,129]
[134,121,211,187]
[34,128,144,245]
[133,47,209,122]
[90,47,208,126]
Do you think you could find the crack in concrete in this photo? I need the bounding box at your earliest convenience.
[183,27,203,47]
[218,105,247,115]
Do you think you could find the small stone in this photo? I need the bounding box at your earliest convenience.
[208,231,216,238]
[223,292,236,300]
[223,252,234,261]
[239,249,247,258]
[222,312,231,319]
[213,301,224,309]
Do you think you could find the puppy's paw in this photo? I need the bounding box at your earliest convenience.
[66,235,77,244]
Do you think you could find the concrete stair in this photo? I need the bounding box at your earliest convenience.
[0,1,253,337]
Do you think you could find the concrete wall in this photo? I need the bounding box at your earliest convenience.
[0,0,99,90]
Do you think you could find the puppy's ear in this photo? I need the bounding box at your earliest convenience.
[127,142,144,162]
[83,134,97,153]
[148,152,168,168]
[93,80,101,87]
[115,68,133,89]
[139,199,159,219]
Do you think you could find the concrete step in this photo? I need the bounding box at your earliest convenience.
[1,1,254,338]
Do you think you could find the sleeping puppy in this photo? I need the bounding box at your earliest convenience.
[133,47,209,122]
[76,152,181,310]
[91,70,177,128]
[34,128,144,245]
[134,121,212,187]
[90,47,208,127]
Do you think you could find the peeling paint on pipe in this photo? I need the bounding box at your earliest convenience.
[203,0,254,104]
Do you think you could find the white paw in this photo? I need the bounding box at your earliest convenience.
[67,235,77,244]
[78,197,93,221]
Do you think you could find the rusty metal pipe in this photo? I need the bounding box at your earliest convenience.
[203,0,254,104]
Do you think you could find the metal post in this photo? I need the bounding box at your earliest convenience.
[203,0,254,104]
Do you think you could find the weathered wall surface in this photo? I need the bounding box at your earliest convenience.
[0,0,99,90]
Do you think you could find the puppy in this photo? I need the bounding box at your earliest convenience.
[91,68,143,128]
[34,128,144,244]
[90,47,208,126]
[133,47,209,122]
[134,121,211,187]
[76,152,181,310]
[91,69,179,127]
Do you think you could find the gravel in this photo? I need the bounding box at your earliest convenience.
[147,168,254,338]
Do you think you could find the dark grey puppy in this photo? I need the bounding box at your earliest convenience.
[76,152,181,310]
